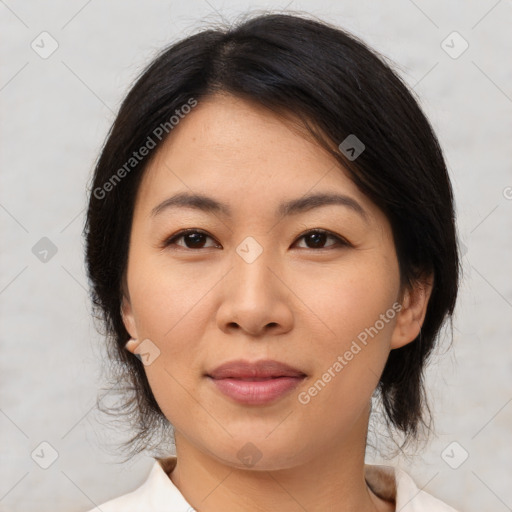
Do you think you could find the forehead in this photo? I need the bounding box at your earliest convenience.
[133,94,380,224]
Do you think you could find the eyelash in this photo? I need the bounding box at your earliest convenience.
[161,228,351,251]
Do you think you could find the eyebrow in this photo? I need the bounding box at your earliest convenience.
[150,191,369,223]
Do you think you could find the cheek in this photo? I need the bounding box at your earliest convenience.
[299,251,399,347]
[127,252,213,343]
[126,253,219,410]
[128,258,212,425]
[293,251,400,404]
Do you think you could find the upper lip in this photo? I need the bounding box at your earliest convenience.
[207,359,307,379]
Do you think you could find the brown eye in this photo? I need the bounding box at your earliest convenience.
[164,229,219,249]
[294,229,349,249]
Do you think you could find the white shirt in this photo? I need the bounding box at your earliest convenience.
[86,456,459,511]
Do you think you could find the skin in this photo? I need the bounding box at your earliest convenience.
[121,93,433,512]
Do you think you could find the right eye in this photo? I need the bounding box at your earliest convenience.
[162,229,220,250]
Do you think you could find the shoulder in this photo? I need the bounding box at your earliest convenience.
[84,489,143,512]
[365,463,460,512]
[394,466,459,511]
[83,456,192,512]
[83,465,156,512]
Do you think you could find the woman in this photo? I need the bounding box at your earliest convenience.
[84,11,461,511]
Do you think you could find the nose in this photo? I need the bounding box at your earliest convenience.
[216,246,294,338]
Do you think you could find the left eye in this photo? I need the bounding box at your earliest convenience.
[163,229,349,250]
[294,229,348,249]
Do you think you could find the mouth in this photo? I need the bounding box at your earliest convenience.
[206,374,306,405]
[205,359,307,405]
[204,359,306,405]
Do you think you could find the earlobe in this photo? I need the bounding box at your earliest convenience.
[390,274,433,350]
[124,337,139,354]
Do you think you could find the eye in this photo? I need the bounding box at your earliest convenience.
[293,229,350,250]
[163,229,220,250]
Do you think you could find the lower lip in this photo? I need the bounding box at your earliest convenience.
[208,376,305,405]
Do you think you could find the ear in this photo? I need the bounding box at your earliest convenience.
[390,273,434,350]
[120,293,139,353]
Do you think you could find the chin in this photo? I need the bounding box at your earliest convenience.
[204,434,306,471]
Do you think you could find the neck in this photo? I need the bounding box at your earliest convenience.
[167,404,393,512]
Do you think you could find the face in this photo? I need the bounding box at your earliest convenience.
[121,93,429,470]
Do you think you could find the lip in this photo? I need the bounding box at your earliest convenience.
[208,376,305,405]
[207,359,306,379]
[206,359,307,405]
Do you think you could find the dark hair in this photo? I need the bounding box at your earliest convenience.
[84,11,460,460]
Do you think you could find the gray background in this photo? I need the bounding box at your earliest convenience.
[1,1,511,511]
